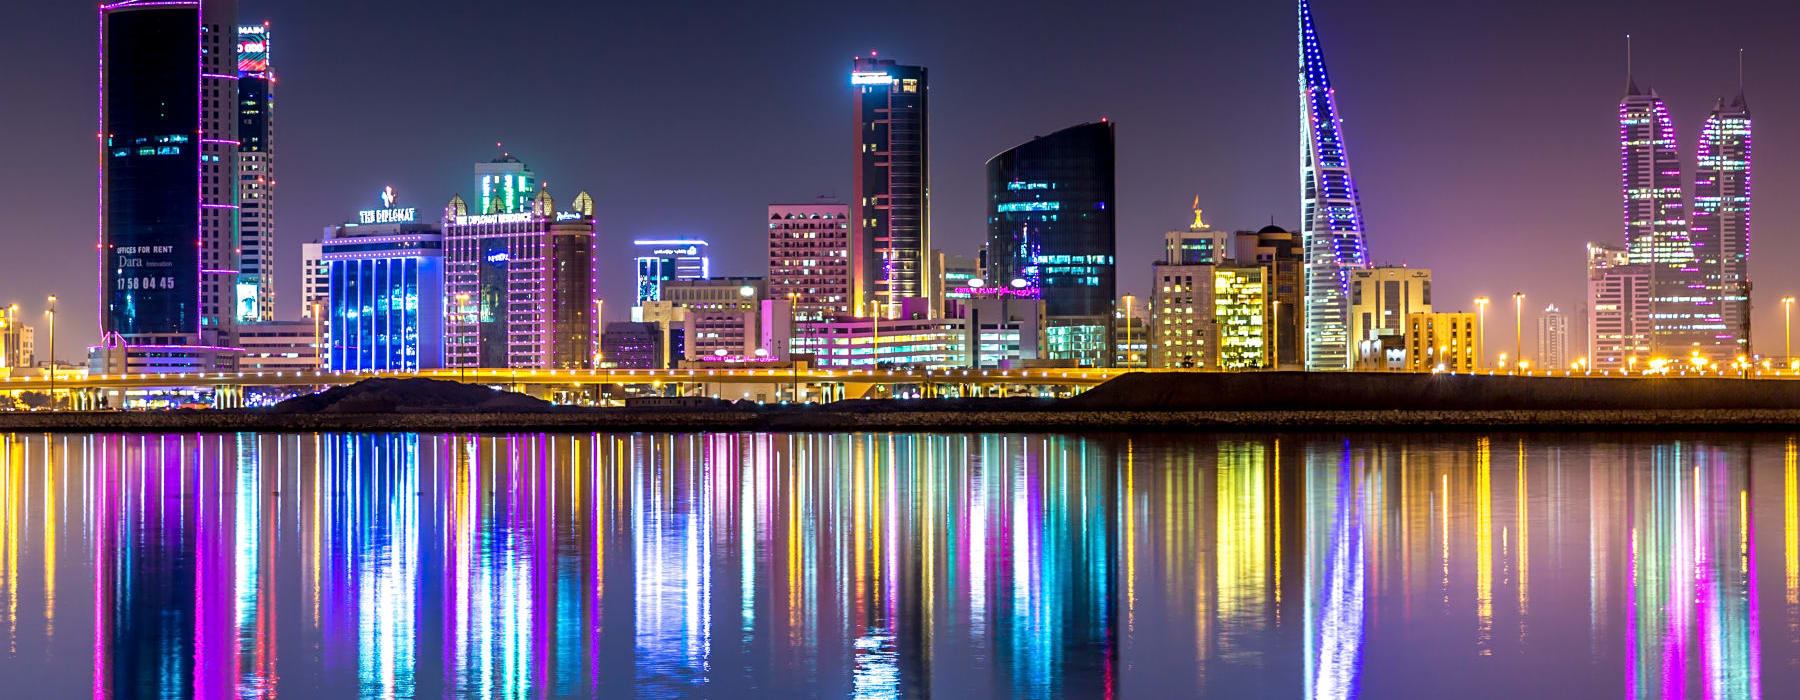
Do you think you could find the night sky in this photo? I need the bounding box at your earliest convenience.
[3,0,1796,360]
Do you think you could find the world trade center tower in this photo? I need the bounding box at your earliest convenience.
[1297,0,1371,370]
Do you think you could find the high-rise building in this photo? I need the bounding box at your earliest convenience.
[1586,242,1652,371]
[1691,80,1752,358]
[634,240,709,304]
[1298,0,1371,371]
[1214,266,1270,369]
[236,22,275,322]
[1151,263,1215,369]
[1619,77,1709,359]
[768,203,851,321]
[1166,201,1230,265]
[1235,225,1306,368]
[1537,305,1570,370]
[1350,267,1431,362]
[986,121,1117,367]
[323,191,444,372]
[475,154,535,215]
[443,187,596,369]
[300,241,327,318]
[1,306,34,369]
[851,54,930,315]
[100,0,241,372]
[1405,312,1479,373]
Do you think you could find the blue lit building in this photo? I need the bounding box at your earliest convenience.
[323,193,444,371]
[985,121,1116,366]
[634,239,709,303]
[1298,0,1372,370]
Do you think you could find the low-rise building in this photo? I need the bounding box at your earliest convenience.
[1405,312,1479,372]
[238,321,320,373]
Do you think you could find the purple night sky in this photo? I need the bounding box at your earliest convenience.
[1,0,1794,359]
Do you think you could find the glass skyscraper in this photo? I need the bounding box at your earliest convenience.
[633,239,710,304]
[1298,0,1371,371]
[851,54,929,316]
[100,0,240,371]
[475,154,536,215]
[1620,78,1709,359]
[1690,84,1752,359]
[236,22,275,322]
[324,194,443,372]
[986,121,1116,367]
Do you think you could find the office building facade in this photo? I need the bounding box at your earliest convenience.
[768,203,851,320]
[1691,88,1752,358]
[635,239,710,303]
[1298,0,1372,370]
[1537,305,1570,370]
[443,188,596,369]
[1350,267,1431,357]
[1,306,34,369]
[1235,225,1306,368]
[1587,242,1652,370]
[301,241,327,317]
[1167,203,1230,265]
[324,194,444,372]
[236,22,275,321]
[1151,263,1215,369]
[238,320,318,373]
[851,54,930,314]
[601,322,663,370]
[99,0,241,371]
[1405,312,1479,372]
[986,121,1117,367]
[1214,266,1270,369]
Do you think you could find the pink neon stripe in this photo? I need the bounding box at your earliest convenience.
[101,1,199,9]
[200,73,237,80]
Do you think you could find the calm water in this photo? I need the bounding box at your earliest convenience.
[0,432,1790,698]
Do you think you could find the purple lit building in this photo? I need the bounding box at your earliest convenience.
[1690,79,1752,358]
[99,0,241,372]
[1618,73,1709,359]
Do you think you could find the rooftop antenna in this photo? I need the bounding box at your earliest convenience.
[1737,48,1745,96]
[1624,34,1639,94]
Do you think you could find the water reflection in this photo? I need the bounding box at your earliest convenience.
[0,432,1794,697]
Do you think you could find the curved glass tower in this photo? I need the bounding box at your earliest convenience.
[1298,0,1370,371]
[1690,87,1751,358]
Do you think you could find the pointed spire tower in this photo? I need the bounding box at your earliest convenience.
[1618,42,1707,357]
[1297,0,1370,370]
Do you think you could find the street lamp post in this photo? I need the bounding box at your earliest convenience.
[1271,299,1281,370]
[1474,297,1490,369]
[1784,296,1796,369]
[45,295,55,411]
[1512,292,1524,372]
[1121,294,1135,369]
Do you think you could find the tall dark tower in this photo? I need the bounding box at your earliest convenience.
[237,22,274,322]
[100,0,240,371]
[986,121,1117,367]
[851,53,929,317]
[1690,63,1752,358]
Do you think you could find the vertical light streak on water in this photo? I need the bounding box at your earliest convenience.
[970,436,990,641]
[1306,443,1365,700]
[4,433,21,651]
[740,437,758,643]
[356,436,419,699]
[1516,440,1528,644]
[1475,438,1493,655]
[1786,438,1797,642]
[1627,526,1640,700]
[231,436,260,696]
[1217,441,1268,663]
[42,436,55,645]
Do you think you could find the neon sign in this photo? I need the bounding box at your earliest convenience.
[456,213,533,226]
[997,201,1060,213]
[850,71,894,86]
[358,208,417,225]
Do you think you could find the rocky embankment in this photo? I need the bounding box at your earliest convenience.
[2,374,1799,433]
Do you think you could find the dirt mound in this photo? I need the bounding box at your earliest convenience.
[272,378,555,414]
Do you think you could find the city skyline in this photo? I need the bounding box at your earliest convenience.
[1,0,1795,360]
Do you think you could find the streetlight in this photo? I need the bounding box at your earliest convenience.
[44,295,55,411]
[1474,297,1490,369]
[1512,292,1524,372]
[1783,296,1796,366]
[1121,294,1135,369]
[1271,299,1281,370]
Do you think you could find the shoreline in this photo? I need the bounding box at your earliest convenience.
[1,408,1798,433]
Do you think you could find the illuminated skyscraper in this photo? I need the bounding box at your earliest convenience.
[1619,74,1707,358]
[99,0,241,372]
[475,154,535,215]
[986,121,1117,367]
[236,22,275,322]
[851,54,929,315]
[1298,0,1371,370]
[1690,75,1751,357]
[634,240,710,304]
[443,187,595,369]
